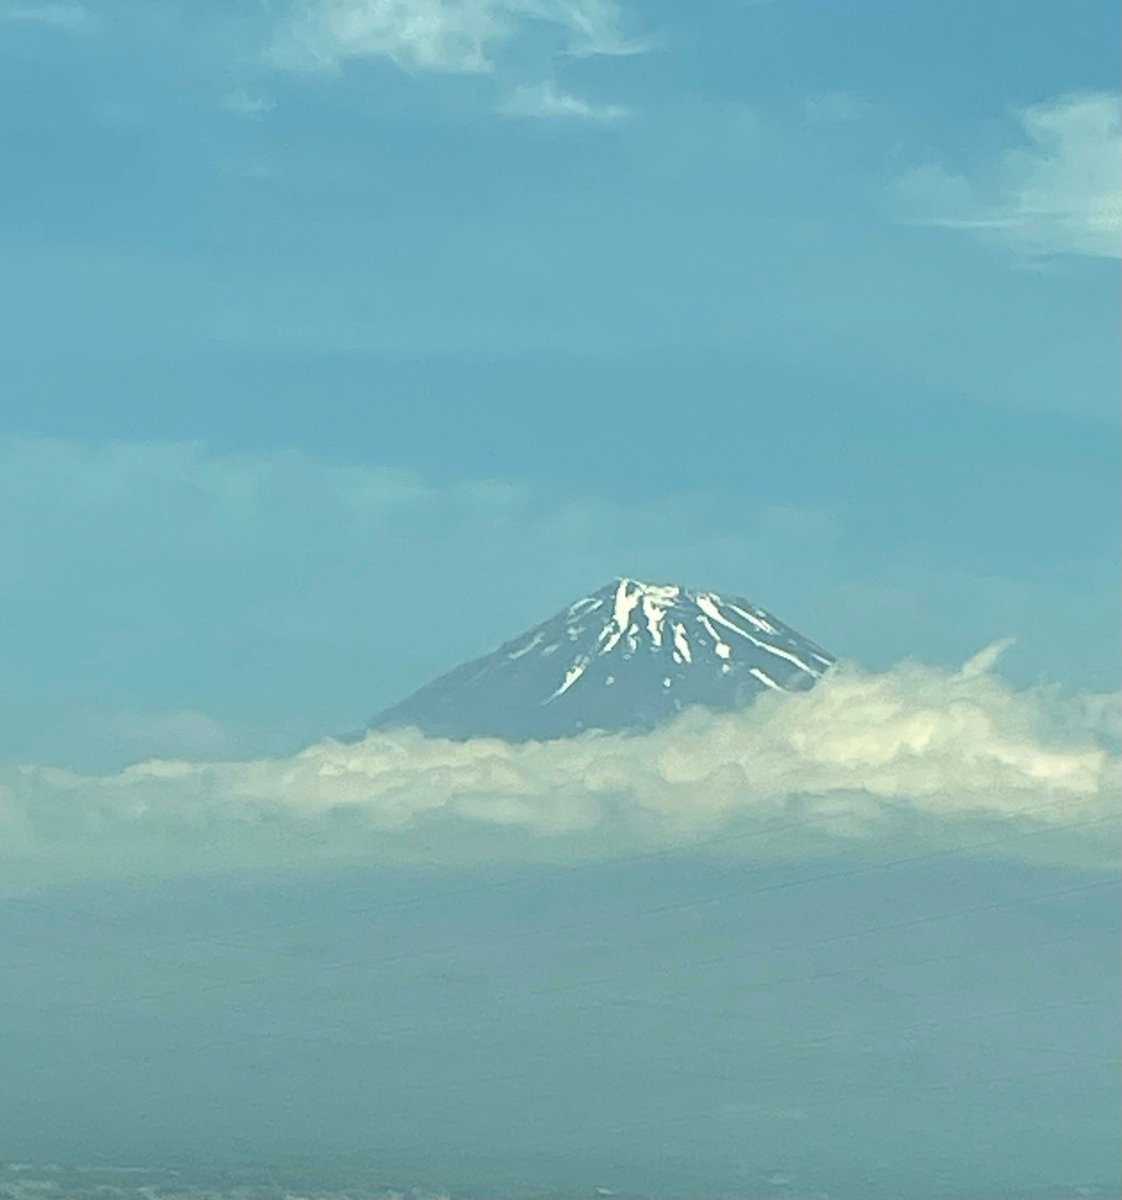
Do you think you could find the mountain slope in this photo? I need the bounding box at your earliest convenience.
[369,577,834,742]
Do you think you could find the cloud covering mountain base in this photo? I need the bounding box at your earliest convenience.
[3,650,1118,892]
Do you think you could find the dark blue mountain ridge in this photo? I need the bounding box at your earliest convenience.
[368,577,835,742]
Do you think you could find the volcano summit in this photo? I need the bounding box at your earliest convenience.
[370,578,834,742]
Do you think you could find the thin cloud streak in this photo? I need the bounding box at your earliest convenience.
[0,1,87,27]
[895,91,1122,259]
[500,81,629,122]
[218,87,276,118]
[804,90,870,124]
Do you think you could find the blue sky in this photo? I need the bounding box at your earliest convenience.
[0,0,1118,772]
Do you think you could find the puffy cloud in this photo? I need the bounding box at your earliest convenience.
[272,0,643,75]
[4,655,1117,891]
[500,80,628,122]
[895,91,1122,259]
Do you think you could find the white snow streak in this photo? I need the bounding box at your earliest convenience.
[749,666,784,691]
[672,622,692,663]
[507,631,545,660]
[547,655,590,701]
[697,593,819,677]
[612,579,643,635]
[728,601,778,635]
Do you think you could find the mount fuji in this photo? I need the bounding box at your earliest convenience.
[369,577,835,742]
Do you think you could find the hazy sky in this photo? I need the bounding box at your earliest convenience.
[0,0,1119,772]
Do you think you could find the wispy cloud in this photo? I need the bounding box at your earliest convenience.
[219,87,276,119]
[271,0,645,75]
[500,80,628,122]
[4,655,1117,890]
[895,91,1121,259]
[804,90,870,124]
[0,1,87,28]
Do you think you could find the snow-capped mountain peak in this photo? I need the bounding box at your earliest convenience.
[370,577,834,742]
[549,577,829,692]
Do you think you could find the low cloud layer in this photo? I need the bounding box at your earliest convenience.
[4,653,1117,892]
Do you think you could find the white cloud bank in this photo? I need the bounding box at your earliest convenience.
[3,655,1117,891]
[272,0,644,75]
[896,91,1121,259]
